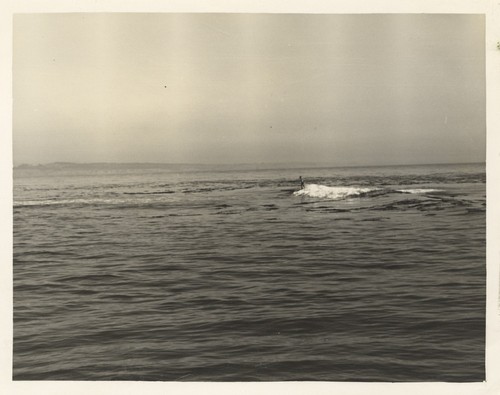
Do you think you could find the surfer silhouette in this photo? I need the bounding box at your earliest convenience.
[299,176,305,190]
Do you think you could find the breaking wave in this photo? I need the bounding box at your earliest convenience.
[293,184,443,200]
[293,184,376,200]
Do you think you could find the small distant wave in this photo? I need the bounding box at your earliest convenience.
[397,189,443,194]
[123,191,175,195]
[14,198,127,207]
[293,184,376,200]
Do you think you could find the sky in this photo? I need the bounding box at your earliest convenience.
[13,13,485,166]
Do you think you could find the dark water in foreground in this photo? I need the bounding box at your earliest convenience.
[13,163,486,381]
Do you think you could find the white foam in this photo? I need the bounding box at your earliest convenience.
[293,184,374,200]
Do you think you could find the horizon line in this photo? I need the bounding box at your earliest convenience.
[13,160,486,169]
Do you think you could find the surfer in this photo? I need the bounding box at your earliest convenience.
[299,176,305,190]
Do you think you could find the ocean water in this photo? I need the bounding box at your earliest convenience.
[13,162,486,381]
